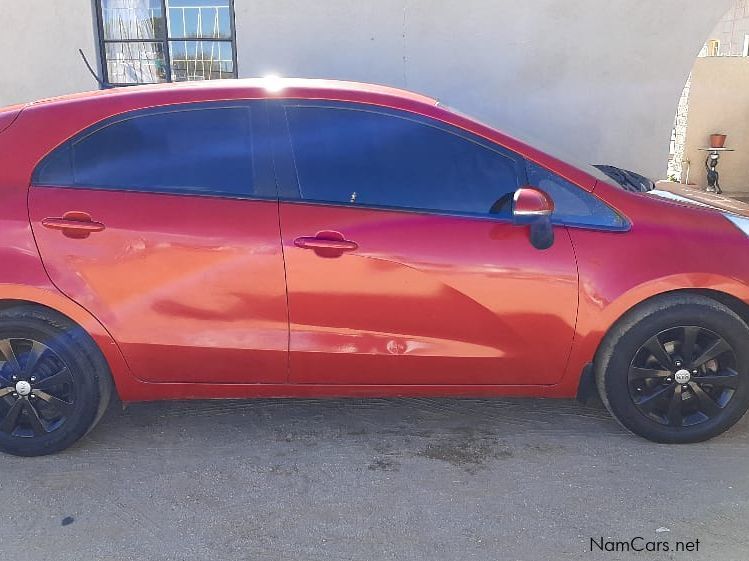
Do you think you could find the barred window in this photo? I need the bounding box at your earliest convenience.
[96,0,237,86]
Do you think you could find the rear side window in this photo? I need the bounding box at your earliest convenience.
[284,105,523,216]
[526,161,627,229]
[34,106,259,198]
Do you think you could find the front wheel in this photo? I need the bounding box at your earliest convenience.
[0,306,112,456]
[596,294,749,443]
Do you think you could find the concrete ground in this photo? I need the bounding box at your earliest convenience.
[1,397,748,561]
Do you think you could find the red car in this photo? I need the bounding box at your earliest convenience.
[1,79,748,456]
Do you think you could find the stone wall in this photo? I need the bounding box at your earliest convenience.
[668,76,692,182]
[705,0,749,56]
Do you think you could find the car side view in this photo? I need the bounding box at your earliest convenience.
[1,78,749,456]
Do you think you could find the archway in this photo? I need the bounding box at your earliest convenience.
[667,1,749,198]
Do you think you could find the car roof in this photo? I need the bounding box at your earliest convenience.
[14,78,601,192]
[23,78,439,110]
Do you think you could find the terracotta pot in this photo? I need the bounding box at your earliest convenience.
[710,134,727,149]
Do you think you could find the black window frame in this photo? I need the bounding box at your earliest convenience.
[32,100,277,201]
[94,0,239,87]
[269,100,529,222]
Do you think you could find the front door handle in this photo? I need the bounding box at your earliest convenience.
[294,231,358,255]
[41,211,105,239]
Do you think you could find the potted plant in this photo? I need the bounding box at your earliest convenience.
[710,133,727,148]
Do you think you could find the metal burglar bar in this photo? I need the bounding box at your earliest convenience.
[168,5,235,81]
[95,0,237,86]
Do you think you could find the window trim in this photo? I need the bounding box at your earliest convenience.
[32,101,277,201]
[94,0,239,87]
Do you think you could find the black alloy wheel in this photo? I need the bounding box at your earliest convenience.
[628,326,740,428]
[0,338,76,438]
[596,294,749,443]
[0,305,112,456]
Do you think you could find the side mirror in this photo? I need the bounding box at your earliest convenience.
[512,186,555,250]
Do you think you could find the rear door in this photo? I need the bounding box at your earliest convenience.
[29,102,289,384]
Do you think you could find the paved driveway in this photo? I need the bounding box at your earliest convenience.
[1,397,748,561]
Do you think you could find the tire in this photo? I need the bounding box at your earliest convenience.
[0,305,113,456]
[596,294,749,443]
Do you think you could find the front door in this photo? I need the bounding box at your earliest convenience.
[29,102,289,384]
[272,102,579,386]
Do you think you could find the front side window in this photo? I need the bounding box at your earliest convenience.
[34,106,262,198]
[283,105,523,217]
[526,161,627,229]
[96,0,237,85]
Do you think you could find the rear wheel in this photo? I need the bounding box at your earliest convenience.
[0,306,112,456]
[596,294,749,443]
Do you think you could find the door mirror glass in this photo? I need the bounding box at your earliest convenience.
[512,186,555,250]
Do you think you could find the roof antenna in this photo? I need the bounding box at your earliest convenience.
[79,49,111,89]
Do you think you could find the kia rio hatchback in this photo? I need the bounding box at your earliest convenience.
[1,79,749,456]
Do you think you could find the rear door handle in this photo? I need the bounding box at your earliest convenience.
[294,231,358,252]
[41,211,105,238]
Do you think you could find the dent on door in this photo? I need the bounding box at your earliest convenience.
[281,203,579,386]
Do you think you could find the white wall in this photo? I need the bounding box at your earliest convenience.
[233,0,736,179]
[0,0,737,179]
[0,0,100,107]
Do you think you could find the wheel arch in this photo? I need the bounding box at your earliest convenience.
[0,288,133,399]
[574,286,749,401]
[598,288,749,353]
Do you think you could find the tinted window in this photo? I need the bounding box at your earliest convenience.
[526,161,627,229]
[284,106,522,216]
[35,107,257,197]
